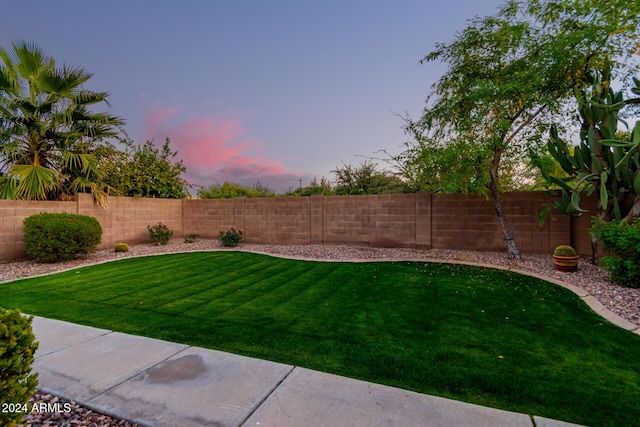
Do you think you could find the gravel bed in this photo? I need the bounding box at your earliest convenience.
[4,239,638,426]
[19,391,141,426]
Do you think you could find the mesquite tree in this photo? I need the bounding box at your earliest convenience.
[400,0,640,260]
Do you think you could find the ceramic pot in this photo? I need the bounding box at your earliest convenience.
[552,255,579,272]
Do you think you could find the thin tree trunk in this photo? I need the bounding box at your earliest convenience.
[491,104,549,261]
[623,195,640,223]
[489,145,523,261]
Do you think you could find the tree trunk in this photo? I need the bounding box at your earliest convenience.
[623,195,640,223]
[489,145,523,261]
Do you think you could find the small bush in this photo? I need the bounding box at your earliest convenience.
[147,223,173,245]
[115,243,129,252]
[553,245,577,256]
[219,226,244,247]
[184,233,199,243]
[0,308,39,427]
[23,212,102,263]
[591,217,640,288]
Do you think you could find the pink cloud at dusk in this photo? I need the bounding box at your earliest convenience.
[141,105,308,191]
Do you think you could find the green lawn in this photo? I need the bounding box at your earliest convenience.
[2,251,639,426]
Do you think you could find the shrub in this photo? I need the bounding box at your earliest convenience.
[115,243,129,252]
[184,233,199,243]
[198,181,275,198]
[219,226,244,247]
[553,245,577,256]
[0,309,39,427]
[147,223,173,245]
[591,217,640,288]
[23,212,102,263]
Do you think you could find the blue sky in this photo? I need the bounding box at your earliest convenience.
[1,0,505,192]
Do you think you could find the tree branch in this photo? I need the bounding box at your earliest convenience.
[505,103,548,144]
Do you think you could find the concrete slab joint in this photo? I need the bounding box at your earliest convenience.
[30,303,600,427]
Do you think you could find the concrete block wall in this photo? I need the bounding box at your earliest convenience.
[504,192,571,253]
[432,194,499,251]
[0,191,593,263]
[322,195,376,246]
[183,198,236,238]
[320,194,420,248]
[570,193,599,256]
[372,194,418,248]
[0,199,75,261]
[0,195,184,262]
[415,193,432,249]
[431,192,571,253]
[78,194,183,249]
[243,197,311,244]
[310,195,323,244]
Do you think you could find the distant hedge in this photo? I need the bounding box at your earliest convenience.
[23,212,102,263]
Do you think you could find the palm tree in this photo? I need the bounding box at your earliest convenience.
[0,41,123,206]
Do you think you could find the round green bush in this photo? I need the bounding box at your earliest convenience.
[219,226,244,247]
[591,218,640,288]
[115,243,129,252]
[23,212,103,263]
[0,308,39,427]
[147,223,173,246]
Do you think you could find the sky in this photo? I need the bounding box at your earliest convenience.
[1,0,505,193]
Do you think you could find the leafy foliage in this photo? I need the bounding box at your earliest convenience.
[23,212,102,262]
[219,226,243,247]
[198,181,274,198]
[0,41,123,206]
[0,309,38,427]
[591,218,640,287]
[99,138,190,199]
[400,137,494,194]
[331,161,409,195]
[184,233,199,243]
[147,223,173,245]
[284,177,335,196]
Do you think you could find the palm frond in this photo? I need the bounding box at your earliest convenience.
[72,90,110,106]
[11,40,54,77]
[0,68,19,94]
[69,175,111,208]
[0,49,20,94]
[11,163,59,199]
[0,174,18,199]
[38,65,92,97]
[63,151,96,174]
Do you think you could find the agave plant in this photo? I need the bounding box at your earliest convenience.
[0,41,123,206]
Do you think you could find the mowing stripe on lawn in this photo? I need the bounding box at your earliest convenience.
[2,251,639,427]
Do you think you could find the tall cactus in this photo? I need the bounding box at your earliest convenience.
[545,69,640,223]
